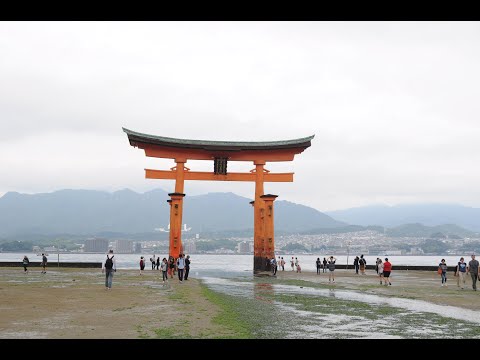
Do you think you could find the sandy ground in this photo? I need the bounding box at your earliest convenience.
[274,268,480,310]
[0,267,235,339]
[1,267,479,338]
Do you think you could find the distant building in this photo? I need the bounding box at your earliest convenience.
[115,240,133,253]
[135,242,142,253]
[237,241,251,254]
[32,245,41,253]
[84,238,109,253]
[44,246,57,252]
[184,241,197,254]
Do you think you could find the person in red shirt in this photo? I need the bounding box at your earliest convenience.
[383,258,392,286]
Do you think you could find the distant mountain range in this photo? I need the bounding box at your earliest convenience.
[1,190,478,241]
[0,189,344,239]
[326,204,480,232]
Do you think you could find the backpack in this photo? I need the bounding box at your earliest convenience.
[105,255,114,270]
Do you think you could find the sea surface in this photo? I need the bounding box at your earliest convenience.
[0,253,467,278]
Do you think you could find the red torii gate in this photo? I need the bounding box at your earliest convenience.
[123,128,313,274]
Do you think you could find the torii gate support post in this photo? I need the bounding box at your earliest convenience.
[253,160,266,273]
[168,158,187,259]
[168,192,185,259]
[261,194,278,265]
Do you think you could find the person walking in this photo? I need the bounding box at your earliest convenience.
[177,253,185,282]
[327,256,337,283]
[353,256,360,275]
[375,258,380,274]
[139,256,145,275]
[316,257,322,275]
[290,257,295,271]
[377,259,384,285]
[102,249,116,290]
[467,254,479,291]
[359,255,367,275]
[40,253,48,274]
[151,255,156,270]
[161,258,169,285]
[383,258,392,286]
[439,259,448,287]
[184,255,191,280]
[156,256,160,270]
[280,257,285,271]
[22,255,29,273]
[322,257,327,273]
[296,260,301,273]
[456,257,467,289]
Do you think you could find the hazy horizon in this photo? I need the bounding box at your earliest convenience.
[1,22,480,211]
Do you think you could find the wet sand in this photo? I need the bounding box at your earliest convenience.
[0,267,236,339]
[273,268,480,311]
[1,267,479,338]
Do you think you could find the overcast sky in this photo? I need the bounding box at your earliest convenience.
[1,22,479,211]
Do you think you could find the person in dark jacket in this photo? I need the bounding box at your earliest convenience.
[184,255,191,280]
[353,256,360,275]
[22,255,29,273]
[156,256,160,270]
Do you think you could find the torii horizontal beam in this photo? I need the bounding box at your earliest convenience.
[145,169,293,182]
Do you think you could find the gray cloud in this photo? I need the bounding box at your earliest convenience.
[1,22,479,211]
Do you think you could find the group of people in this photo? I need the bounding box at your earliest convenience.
[99,250,192,290]
[375,258,393,286]
[437,254,479,290]
[140,253,191,284]
[21,253,48,274]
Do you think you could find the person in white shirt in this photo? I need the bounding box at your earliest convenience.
[177,254,186,282]
[377,259,384,285]
[102,249,117,290]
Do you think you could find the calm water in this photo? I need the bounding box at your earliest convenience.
[0,253,467,278]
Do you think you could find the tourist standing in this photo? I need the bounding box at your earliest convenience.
[316,257,322,275]
[151,255,156,270]
[353,256,359,275]
[290,257,295,271]
[359,255,367,275]
[296,259,301,273]
[22,255,29,273]
[177,254,185,281]
[456,257,467,289]
[41,253,48,274]
[161,258,168,285]
[139,256,145,275]
[169,256,175,278]
[102,249,116,290]
[377,259,384,285]
[375,258,380,274]
[156,257,160,270]
[328,256,337,283]
[383,258,392,286]
[271,257,278,275]
[467,254,479,291]
[322,257,327,273]
[281,257,285,271]
[184,255,191,280]
[439,259,448,287]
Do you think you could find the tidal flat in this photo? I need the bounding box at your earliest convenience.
[1,267,479,338]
